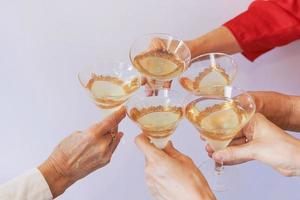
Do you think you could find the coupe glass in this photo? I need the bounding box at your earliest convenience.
[179,53,237,96]
[126,89,185,149]
[130,33,191,90]
[185,86,255,191]
[78,61,141,118]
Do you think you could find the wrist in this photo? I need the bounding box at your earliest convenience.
[184,40,197,60]
[38,159,73,198]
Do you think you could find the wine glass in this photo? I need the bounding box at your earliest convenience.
[129,33,191,90]
[185,86,256,191]
[179,53,237,96]
[126,89,185,149]
[78,61,141,119]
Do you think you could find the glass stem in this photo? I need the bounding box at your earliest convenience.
[148,78,164,89]
[215,161,224,175]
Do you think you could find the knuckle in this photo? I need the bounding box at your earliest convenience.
[88,133,99,143]
[99,143,109,153]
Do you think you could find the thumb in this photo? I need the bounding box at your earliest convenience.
[135,134,166,162]
[164,141,186,160]
[212,143,254,165]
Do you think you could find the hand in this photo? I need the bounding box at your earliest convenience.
[38,107,126,198]
[249,91,300,131]
[135,134,216,200]
[207,113,300,176]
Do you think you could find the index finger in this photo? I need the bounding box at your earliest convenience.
[135,134,166,162]
[87,106,126,136]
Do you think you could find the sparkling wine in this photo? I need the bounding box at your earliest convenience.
[129,105,183,138]
[133,49,185,80]
[180,66,230,95]
[186,99,249,151]
[86,73,139,109]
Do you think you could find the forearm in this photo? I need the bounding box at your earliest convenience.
[185,26,242,60]
[250,91,300,132]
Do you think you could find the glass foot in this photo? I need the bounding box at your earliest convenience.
[199,160,239,192]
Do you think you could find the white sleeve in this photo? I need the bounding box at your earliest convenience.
[0,168,53,200]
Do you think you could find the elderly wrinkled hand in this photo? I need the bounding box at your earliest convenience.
[38,107,126,198]
[207,113,300,177]
[135,134,216,200]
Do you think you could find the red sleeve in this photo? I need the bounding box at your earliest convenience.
[224,0,300,61]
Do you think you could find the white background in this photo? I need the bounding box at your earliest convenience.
[0,0,300,199]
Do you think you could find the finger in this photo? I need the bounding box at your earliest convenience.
[135,134,166,162]
[212,143,254,165]
[234,130,244,139]
[163,80,172,89]
[205,144,214,154]
[229,137,247,146]
[108,126,118,135]
[145,84,154,96]
[107,132,124,155]
[149,38,165,50]
[205,144,214,158]
[163,141,184,159]
[99,133,116,151]
[88,106,126,137]
[141,77,147,85]
[200,134,206,141]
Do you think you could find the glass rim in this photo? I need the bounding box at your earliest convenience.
[77,61,141,98]
[126,88,187,110]
[186,52,238,80]
[78,61,134,76]
[129,32,191,65]
[185,85,256,132]
[185,85,254,101]
[129,88,186,99]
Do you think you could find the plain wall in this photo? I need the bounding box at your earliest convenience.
[0,0,300,199]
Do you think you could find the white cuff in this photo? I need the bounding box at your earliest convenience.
[0,168,53,200]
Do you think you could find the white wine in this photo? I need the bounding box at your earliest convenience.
[86,73,139,109]
[180,66,230,95]
[129,105,183,138]
[186,99,249,151]
[133,49,185,80]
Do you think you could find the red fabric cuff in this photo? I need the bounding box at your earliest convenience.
[224,0,300,61]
